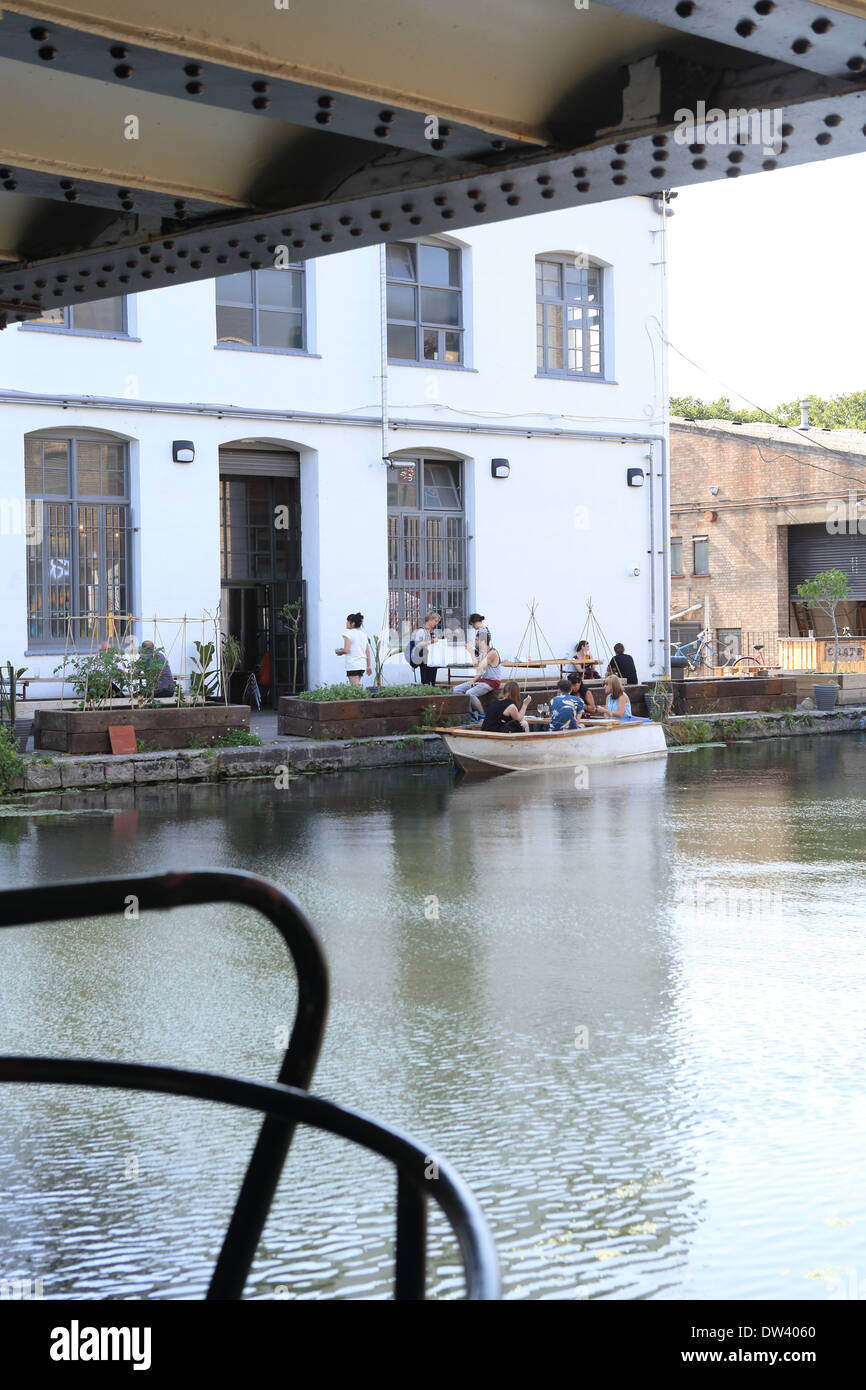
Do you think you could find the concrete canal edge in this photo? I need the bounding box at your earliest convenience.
[8,733,450,797]
[664,705,866,746]
[5,706,866,798]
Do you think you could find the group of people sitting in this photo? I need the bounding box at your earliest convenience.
[479,670,641,734]
[453,623,641,732]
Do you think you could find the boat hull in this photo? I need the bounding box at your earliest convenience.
[435,719,667,774]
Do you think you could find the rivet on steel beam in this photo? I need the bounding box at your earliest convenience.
[501,182,515,192]
[473,202,487,211]
[610,159,626,170]
[141,271,153,279]
[540,190,555,200]
[185,64,202,76]
[322,234,334,242]
[253,98,270,109]
[115,65,133,79]
[339,214,353,224]
[38,46,57,60]
[315,112,332,124]
[762,159,778,170]
[726,167,741,177]
[735,20,756,38]
[370,209,383,218]
[506,195,520,205]
[573,167,588,178]
[431,139,447,149]
[651,135,668,147]
[350,227,364,234]
[816,132,833,145]
[401,202,415,212]
[537,175,551,185]
[491,140,506,150]
[847,56,866,71]
[318,95,335,108]
[254,233,268,242]
[191,260,203,269]
[651,166,666,178]
[122,200,134,209]
[728,150,745,162]
[689,144,706,154]
[216,255,228,264]
[187,82,204,94]
[753,1,775,14]
[292,239,305,248]
[252,81,269,92]
[379,110,395,123]
[615,143,631,154]
[3,179,18,189]
[379,222,392,230]
[781,124,794,136]
[30,26,50,39]
[675,1,696,16]
[228,239,240,247]
[791,38,811,55]
[812,17,833,34]
[433,196,447,206]
[825,114,842,126]
[410,215,423,223]
[110,46,128,59]
[612,176,627,186]
[692,158,708,169]
[576,182,590,192]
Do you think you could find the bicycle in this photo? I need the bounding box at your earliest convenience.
[670,629,717,671]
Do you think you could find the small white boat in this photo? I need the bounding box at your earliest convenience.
[435,718,667,775]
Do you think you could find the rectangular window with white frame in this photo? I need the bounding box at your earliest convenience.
[693,536,710,575]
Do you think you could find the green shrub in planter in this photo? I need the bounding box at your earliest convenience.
[0,723,25,797]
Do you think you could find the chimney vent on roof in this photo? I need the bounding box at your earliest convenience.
[799,399,811,429]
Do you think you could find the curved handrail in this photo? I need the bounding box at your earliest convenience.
[0,1056,500,1300]
[0,870,329,1299]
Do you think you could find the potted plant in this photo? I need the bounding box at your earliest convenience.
[645,677,673,721]
[796,569,850,709]
[0,660,32,752]
[279,599,304,694]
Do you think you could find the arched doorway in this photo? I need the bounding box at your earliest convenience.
[219,442,304,705]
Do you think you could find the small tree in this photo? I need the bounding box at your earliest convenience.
[796,569,851,674]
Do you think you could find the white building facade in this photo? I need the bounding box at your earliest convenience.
[0,199,669,703]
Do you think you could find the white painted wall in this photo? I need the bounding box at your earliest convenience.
[0,197,668,693]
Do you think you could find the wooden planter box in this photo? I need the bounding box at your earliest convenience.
[672,676,797,715]
[278,692,469,739]
[779,637,866,674]
[34,704,250,754]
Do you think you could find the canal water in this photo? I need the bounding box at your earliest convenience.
[1,734,865,1301]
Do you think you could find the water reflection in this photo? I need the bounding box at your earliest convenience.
[0,736,865,1299]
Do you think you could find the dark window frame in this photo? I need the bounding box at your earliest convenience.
[25,435,132,650]
[535,255,604,380]
[386,240,464,367]
[216,266,306,353]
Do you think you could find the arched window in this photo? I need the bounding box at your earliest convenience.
[536,255,604,379]
[387,456,466,634]
[386,240,463,365]
[25,434,131,647]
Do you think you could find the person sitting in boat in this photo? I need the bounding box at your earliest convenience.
[573,640,600,679]
[549,677,584,731]
[481,679,531,733]
[567,669,599,718]
[602,673,633,721]
[455,646,504,722]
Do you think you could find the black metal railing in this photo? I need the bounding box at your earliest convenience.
[0,870,499,1301]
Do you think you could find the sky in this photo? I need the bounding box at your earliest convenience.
[666,151,866,412]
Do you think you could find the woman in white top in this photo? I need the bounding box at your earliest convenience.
[335,612,372,685]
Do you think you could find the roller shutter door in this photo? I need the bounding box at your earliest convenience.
[787,523,866,598]
[219,448,299,478]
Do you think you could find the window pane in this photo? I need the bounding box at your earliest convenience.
[694,538,709,574]
[418,243,458,287]
[257,267,302,309]
[387,283,415,320]
[540,262,560,296]
[420,288,460,325]
[72,298,124,333]
[424,462,460,509]
[423,328,440,361]
[217,305,254,345]
[444,331,461,363]
[43,440,70,495]
[216,272,253,306]
[564,265,587,294]
[548,347,563,370]
[25,438,43,494]
[388,324,416,360]
[77,442,101,495]
[586,270,601,302]
[387,464,418,509]
[386,243,415,279]
[670,539,683,573]
[258,309,303,349]
[30,307,65,325]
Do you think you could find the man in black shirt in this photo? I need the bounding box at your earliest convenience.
[607,643,638,686]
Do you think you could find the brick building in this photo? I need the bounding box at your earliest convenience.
[670,416,866,663]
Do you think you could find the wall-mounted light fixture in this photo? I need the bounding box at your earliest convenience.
[172,440,195,463]
[491,458,510,479]
[627,468,644,487]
